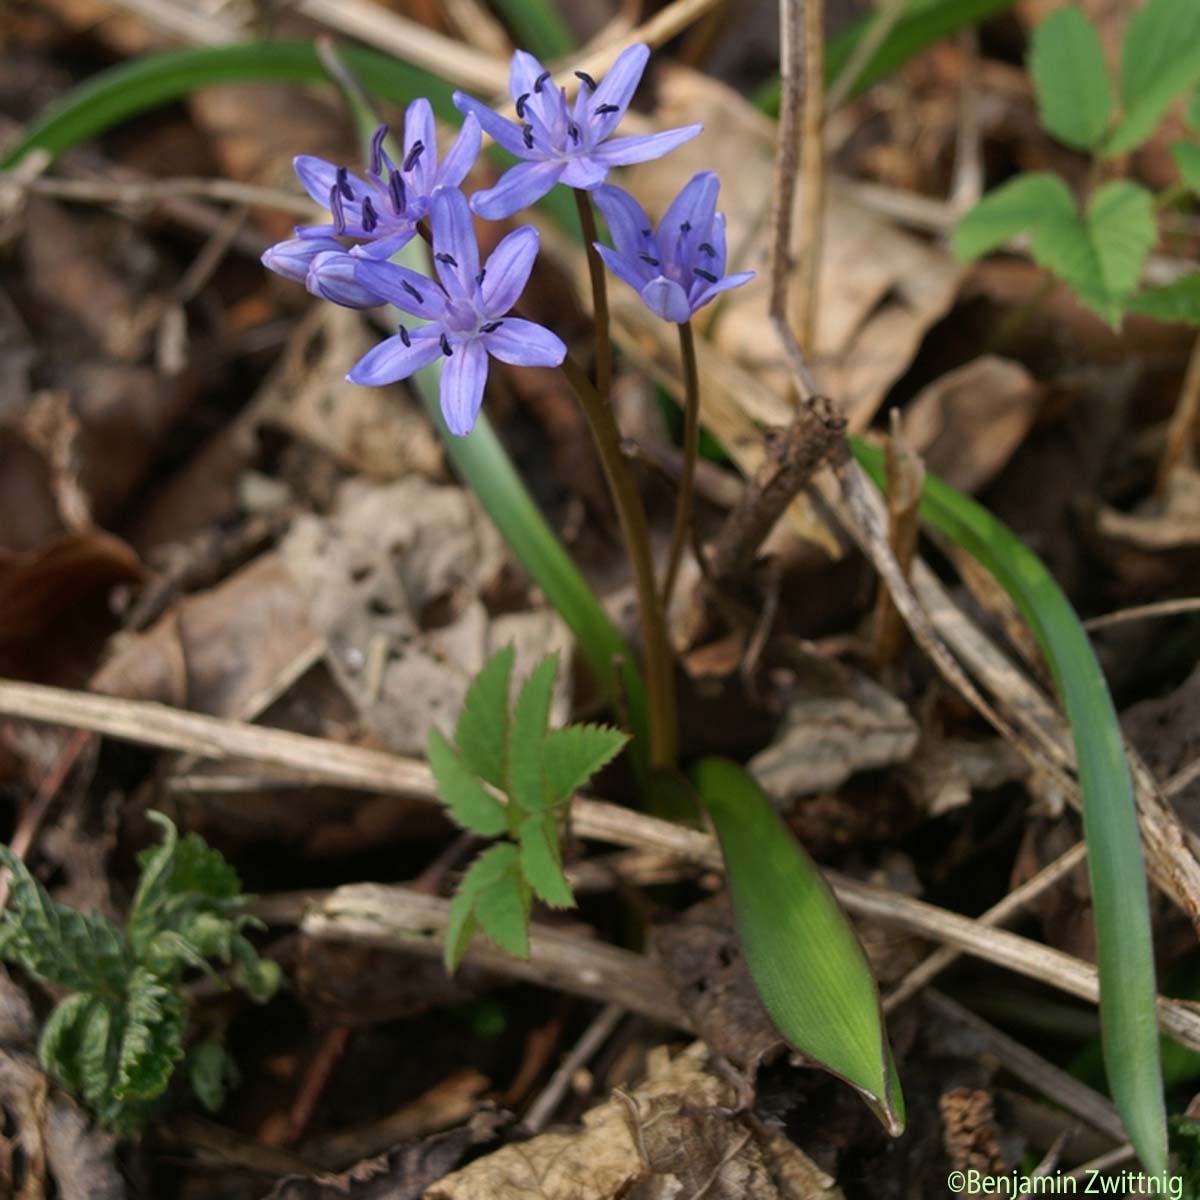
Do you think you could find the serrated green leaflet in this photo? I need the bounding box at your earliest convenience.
[508,655,559,815]
[1029,7,1113,151]
[189,1039,237,1113]
[427,726,509,836]
[692,758,904,1135]
[543,724,629,806]
[455,844,530,961]
[455,645,514,789]
[952,172,1076,262]
[518,813,574,908]
[1107,0,1200,155]
[1030,180,1155,326]
[1127,274,1200,325]
[1173,141,1200,195]
[852,439,1166,1175]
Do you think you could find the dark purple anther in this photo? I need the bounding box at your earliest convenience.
[403,140,425,172]
[595,103,620,115]
[398,323,411,347]
[516,92,530,118]
[476,269,486,285]
[329,185,347,234]
[370,125,388,176]
[480,320,503,332]
[574,70,598,91]
[639,253,660,266]
[436,252,459,267]
[522,124,535,149]
[534,70,552,93]
[440,332,453,356]
[680,221,691,233]
[389,170,407,214]
[699,242,716,257]
[336,166,354,199]
[568,123,580,143]
[402,279,424,304]
[361,195,379,232]
[693,267,718,283]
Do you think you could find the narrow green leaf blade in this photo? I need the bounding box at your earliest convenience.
[1108,0,1200,155]
[692,758,904,1136]
[455,645,515,789]
[1173,141,1200,194]
[1127,273,1200,324]
[1029,6,1114,150]
[851,439,1167,1176]
[517,813,574,908]
[427,727,508,837]
[488,0,575,60]
[543,723,629,805]
[508,655,559,815]
[952,172,1076,262]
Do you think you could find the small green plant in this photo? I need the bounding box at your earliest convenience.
[0,814,279,1135]
[954,0,1200,326]
[427,646,628,971]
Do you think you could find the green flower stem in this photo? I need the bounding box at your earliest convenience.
[573,188,613,400]
[560,352,677,770]
[661,320,699,609]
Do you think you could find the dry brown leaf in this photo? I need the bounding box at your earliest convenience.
[427,1043,843,1200]
[257,306,443,481]
[747,654,919,800]
[903,357,1042,494]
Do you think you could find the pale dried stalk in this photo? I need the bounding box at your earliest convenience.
[1084,597,1200,630]
[1158,331,1200,491]
[6,679,1200,1047]
[16,175,317,218]
[794,0,826,353]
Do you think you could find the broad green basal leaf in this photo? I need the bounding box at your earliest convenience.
[952,171,1077,261]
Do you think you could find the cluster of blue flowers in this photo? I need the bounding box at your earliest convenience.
[262,44,753,436]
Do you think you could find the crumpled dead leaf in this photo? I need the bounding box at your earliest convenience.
[748,655,919,800]
[280,476,570,757]
[427,1043,843,1200]
[903,357,1042,494]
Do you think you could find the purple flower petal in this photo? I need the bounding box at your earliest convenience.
[307,251,384,308]
[595,243,655,294]
[262,235,341,283]
[347,327,443,386]
[510,50,548,102]
[692,270,755,311]
[403,98,437,194]
[640,276,691,323]
[430,187,481,297]
[560,155,609,190]
[350,228,417,259]
[352,258,448,320]
[708,211,729,278]
[294,155,368,209]
[452,92,530,158]
[469,160,565,220]
[590,125,702,166]
[660,170,719,244]
[588,43,650,139]
[592,185,655,259]
[440,338,490,436]
[483,318,566,367]
[481,226,539,315]
[436,113,482,190]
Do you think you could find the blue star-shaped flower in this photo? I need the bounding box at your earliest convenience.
[453,44,700,219]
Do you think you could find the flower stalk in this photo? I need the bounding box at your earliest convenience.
[662,320,699,609]
[574,187,613,400]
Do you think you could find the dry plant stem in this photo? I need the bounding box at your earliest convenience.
[825,0,906,111]
[1084,596,1200,630]
[884,841,1088,1012]
[574,189,613,400]
[661,320,699,610]
[924,991,1125,1144]
[10,681,1200,1045]
[872,411,924,670]
[559,355,677,769]
[794,0,826,353]
[1158,330,1200,491]
[15,174,317,217]
[768,0,819,397]
[522,1002,626,1134]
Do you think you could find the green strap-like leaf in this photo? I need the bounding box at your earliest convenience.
[427,726,509,837]
[507,655,559,815]
[1029,6,1114,151]
[693,758,904,1135]
[488,0,575,60]
[455,645,515,789]
[852,439,1166,1176]
[1107,0,1200,155]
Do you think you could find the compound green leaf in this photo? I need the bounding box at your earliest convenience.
[455,645,514,789]
[693,758,904,1136]
[543,723,629,806]
[1029,6,1114,150]
[517,813,574,909]
[427,726,508,837]
[444,888,478,974]
[1127,273,1200,324]
[1108,0,1200,155]
[508,655,559,815]
[952,172,1076,261]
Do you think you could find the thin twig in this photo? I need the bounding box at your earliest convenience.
[1083,596,1200,630]
[794,0,826,353]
